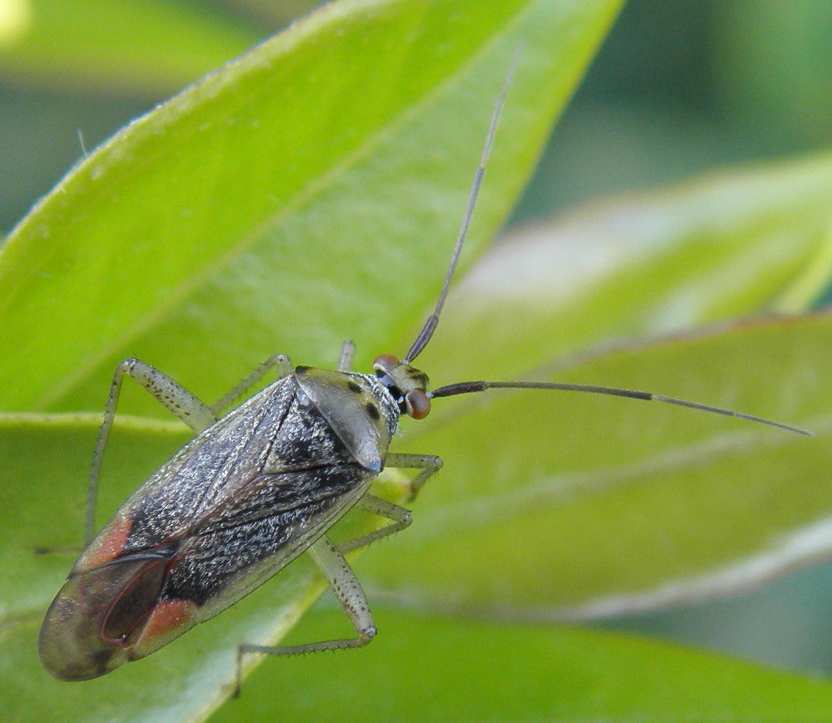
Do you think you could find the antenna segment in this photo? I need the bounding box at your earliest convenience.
[430,380,811,436]
[404,60,516,363]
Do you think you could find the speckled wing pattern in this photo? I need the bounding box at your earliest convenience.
[80,373,380,615]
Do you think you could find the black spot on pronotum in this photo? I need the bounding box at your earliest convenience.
[365,403,380,420]
[348,382,362,394]
[295,366,309,375]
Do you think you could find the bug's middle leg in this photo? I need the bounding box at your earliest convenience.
[235,535,376,697]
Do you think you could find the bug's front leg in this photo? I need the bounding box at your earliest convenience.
[384,452,443,502]
[87,358,216,545]
[235,535,376,697]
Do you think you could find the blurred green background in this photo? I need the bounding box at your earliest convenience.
[3,0,832,678]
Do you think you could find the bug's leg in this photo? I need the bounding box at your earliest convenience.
[338,339,355,372]
[337,494,412,554]
[209,353,293,416]
[384,452,443,502]
[87,358,216,545]
[235,535,375,697]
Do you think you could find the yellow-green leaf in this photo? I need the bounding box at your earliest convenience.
[0,0,261,95]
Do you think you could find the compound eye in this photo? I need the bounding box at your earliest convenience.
[405,389,431,420]
[373,353,399,375]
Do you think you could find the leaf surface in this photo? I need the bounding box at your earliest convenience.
[0,1,621,720]
[414,154,832,387]
[0,0,621,422]
[363,313,832,617]
[213,607,832,722]
[0,0,260,95]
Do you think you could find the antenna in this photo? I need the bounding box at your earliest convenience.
[430,380,811,436]
[404,58,516,364]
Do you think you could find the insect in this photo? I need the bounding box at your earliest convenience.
[38,67,809,690]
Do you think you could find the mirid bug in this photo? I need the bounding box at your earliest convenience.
[39,67,810,690]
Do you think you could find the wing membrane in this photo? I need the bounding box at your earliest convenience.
[39,553,170,680]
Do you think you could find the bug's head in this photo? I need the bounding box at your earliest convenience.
[373,353,431,420]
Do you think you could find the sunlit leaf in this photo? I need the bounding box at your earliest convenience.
[0,0,621,421]
[0,0,261,95]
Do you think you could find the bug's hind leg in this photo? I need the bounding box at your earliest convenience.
[337,494,412,554]
[86,358,216,545]
[384,452,443,502]
[235,535,376,697]
[209,353,293,416]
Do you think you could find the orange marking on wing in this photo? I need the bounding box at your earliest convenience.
[76,515,133,571]
[130,598,198,657]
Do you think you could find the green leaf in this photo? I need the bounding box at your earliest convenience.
[715,1,832,140]
[774,229,832,314]
[213,607,832,722]
[412,153,832,387]
[362,313,832,616]
[1,1,621,720]
[0,0,261,95]
[0,0,621,420]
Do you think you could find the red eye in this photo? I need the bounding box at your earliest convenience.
[405,390,431,420]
